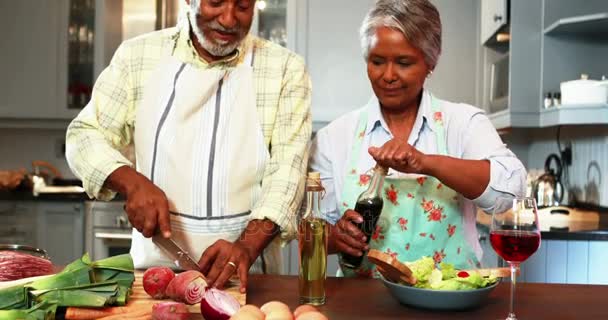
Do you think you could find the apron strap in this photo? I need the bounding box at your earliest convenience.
[345,110,369,176]
[428,95,448,156]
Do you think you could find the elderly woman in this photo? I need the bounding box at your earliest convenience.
[310,0,526,276]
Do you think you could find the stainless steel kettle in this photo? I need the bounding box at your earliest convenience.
[533,154,564,207]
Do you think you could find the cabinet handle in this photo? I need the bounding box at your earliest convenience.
[95,232,132,240]
[493,14,503,22]
[479,235,487,243]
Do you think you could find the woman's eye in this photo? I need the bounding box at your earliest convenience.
[398,60,412,67]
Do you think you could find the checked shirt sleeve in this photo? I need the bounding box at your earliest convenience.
[249,54,312,242]
[65,44,137,201]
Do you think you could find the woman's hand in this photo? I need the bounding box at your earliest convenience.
[368,139,427,174]
[328,210,368,256]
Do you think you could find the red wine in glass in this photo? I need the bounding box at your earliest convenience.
[490,230,540,263]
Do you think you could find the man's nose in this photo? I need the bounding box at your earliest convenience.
[218,4,238,30]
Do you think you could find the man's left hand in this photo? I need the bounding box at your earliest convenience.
[198,239,256,293]
[368,139,428,174]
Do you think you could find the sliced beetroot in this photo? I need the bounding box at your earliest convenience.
[165,270,208,304]
[200,287,241,320]
[143,267,176,299]
[152,302,190,320]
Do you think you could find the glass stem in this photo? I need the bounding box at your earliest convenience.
[508,262,519,320]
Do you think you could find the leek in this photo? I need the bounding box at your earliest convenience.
[0,253,135,317]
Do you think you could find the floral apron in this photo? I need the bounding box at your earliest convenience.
[339,96,479,277]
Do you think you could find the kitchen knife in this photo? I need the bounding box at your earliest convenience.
[152,235,201,271]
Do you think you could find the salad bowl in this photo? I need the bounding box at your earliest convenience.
[381,276,500,310]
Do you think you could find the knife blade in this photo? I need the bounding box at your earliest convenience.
[152,235,201,271]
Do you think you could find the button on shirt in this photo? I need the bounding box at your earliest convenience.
[310,90,527,257]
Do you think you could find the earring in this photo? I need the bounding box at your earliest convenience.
[427,70,434,78]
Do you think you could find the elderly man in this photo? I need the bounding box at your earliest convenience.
[66,0,311,293]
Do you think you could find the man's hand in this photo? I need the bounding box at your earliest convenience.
[328,210,368,256]
[199,219,278,293]
[198,240,255,293]
[368,139,428,174]
[105,166,171,238]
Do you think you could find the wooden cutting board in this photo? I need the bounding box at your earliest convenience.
[129,270,246,311]
[62,271,246,319]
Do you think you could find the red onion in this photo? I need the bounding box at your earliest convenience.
[200,287,241,320]
[152,302,190,320]
[0,251,53,281]
[165,270,208,304]
[143,267,176,299]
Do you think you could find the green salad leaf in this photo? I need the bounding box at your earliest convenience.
[402,257,498,290]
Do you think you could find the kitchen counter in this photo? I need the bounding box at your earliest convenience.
[247,275,608,319]
[477,206,608,241]
[0,190,124,202]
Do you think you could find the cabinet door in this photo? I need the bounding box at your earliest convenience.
[480,0,507,45]
[0,1,60,119]
[477,225,499,268]
[36,202,84,266]
[0,201,38,246]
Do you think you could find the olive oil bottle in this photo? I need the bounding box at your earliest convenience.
[340,164,387,269]
[298,172,328,305]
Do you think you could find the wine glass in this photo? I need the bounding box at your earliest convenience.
[490,197,541,320]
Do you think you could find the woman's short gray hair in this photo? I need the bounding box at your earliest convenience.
[360,0,442,70]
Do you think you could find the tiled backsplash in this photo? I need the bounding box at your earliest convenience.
[0,128,74,179]
[1,125,606,208]
[504,126,608,207]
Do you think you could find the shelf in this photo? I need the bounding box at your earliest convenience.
[538,104,608,127]
[544,13,608,38]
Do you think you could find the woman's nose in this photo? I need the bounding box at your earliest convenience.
[383,64,398,83]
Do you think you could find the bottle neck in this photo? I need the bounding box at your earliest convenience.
[359,171,385,200]
[304,188,322,219]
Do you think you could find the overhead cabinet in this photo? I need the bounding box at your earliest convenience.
[0,0,122,125]
[480,0,509,45]
[480,0,608,130]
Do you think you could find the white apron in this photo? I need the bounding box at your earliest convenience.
[131,49,280,274]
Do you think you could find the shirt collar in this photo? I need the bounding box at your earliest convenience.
[365,89,436,138]
[173,14,249,68]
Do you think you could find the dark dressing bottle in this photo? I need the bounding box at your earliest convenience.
[341,164,387,269]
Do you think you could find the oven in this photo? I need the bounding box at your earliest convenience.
[84,201,132,261]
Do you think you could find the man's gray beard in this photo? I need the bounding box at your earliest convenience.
[188,12,242,57]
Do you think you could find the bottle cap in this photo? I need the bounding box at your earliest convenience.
[306,172,324,191]
[307,172,321,180]
[374,164,388,176]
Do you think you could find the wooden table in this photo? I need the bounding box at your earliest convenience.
[247,275,608,319]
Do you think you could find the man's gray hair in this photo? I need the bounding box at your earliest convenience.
[360,0,442,70]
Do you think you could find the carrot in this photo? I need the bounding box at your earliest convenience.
[65,304,151,319]
[96,308,152,320]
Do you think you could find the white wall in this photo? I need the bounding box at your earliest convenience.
[305,0,480,123]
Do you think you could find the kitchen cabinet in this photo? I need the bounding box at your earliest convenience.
[480,0,608,130]
[0,201,38,246]
[480,0,508,45]
[0,0,121,125]
[477,224,500,268]
[0,1,62,120]
[520,239,608,285]
[36,202,85,266]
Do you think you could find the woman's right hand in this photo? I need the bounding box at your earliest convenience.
[329,209,369,256]
[106,166,172,238]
